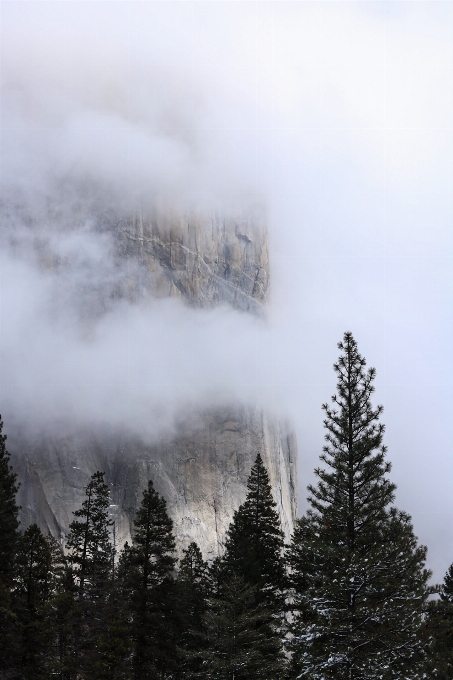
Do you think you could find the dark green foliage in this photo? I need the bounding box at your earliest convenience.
[0,416,21,674]
[178,542,209,637]
[425,563,453,678]
[46,543,79,680]
[442,563,453,604]
[223,453,285,602]
[220,453,287,674]
[194,572,282,679]
[176,542,210,676]
[0,580,20,676]
[120,479,177,679]
[15,524,53,607]
[0,417,20,588]
[67,471,113,600]
[90,533,132,680]
[179,541,208,590]
[90,615,132,680]
[288,332,430,680]
[425,600,453,679]
[12,526,77,679]
[66,471,114,677]
[14,524,54,678]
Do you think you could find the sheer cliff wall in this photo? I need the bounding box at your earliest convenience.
[11,207,297,556]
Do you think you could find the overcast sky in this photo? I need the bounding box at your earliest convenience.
[1,1,452,582]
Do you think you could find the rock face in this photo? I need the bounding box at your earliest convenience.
[14,408,297,558]
[11,205,297,557]
[116,208,269,316]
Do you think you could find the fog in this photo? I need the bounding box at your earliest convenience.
[1,2,452,582]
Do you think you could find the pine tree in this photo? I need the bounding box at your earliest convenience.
[178,541,209,633]
[220,453,287,674]
[287,332,430,680]
[0,416,21,674]
[91,528,131,680]
[15,524,53,607]
[176,542,210,677]
[46,544,79,680]
[223,453,285,602]
[66,470,114,676]
[14,524,54,679]
[91,622,132,680]
[120,479,177,680]
[425,562,453,678]
[67,471,113,600]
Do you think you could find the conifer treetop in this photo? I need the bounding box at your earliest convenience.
[179,541,208,585]
[129,479,176,586]
[308,331,396,540]
[66,470,113,597]
[224,452,285,594]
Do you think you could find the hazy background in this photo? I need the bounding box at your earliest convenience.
[1,1,452,582]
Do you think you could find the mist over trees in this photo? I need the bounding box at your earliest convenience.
[0,334,450,678]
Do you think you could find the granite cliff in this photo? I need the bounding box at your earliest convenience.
[9,205,297,556]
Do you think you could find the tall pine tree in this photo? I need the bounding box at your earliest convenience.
[288,332,430,680]
[14,524,55,679]
[66,470,114,677]
[176,541,209,676]
[221,453,286,675]
[46,541,79,680]
[67,471,113,600]
[120,479,177,680]
[223,453,285,602]
[90,525,131,680]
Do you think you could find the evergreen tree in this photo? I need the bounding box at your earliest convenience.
[14,524,54,678]
[176,542,210,677]
[195,572,281,680]
[90,595,132,680]
[46,546,79,680]
[66,471,114,677]
[0,416,20,587]
[120,479,177,680]
[91,527,131,680]
[288,332,430,680]
[179,541,208,589]
[443,563,453,602]
[221,453,286,673]
[0,416,21,675]
[178,541,209,635]
[223,453,285,601]
[425,562,453,678]
[67,471,113,600]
